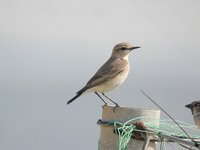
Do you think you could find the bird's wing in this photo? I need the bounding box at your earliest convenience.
[86,57,128,87]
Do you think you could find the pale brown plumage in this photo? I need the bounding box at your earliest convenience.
[67,42,140,105]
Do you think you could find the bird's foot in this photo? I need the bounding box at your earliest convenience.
[113,104,120,113]
[102,103,108,109]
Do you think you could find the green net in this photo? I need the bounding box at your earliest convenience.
[99,117,200,150]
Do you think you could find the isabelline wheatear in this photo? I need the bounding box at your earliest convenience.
[67,42,140,107]
[186,101,200,128]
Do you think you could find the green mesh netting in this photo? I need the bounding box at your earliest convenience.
[98,117,200,150]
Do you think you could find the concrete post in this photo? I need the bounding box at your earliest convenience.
[99,106,160,150]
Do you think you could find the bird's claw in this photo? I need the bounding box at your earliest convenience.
[102,103,108,109]
[113,104,120,113]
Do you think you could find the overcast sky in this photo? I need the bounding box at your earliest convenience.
[1,0,200,149]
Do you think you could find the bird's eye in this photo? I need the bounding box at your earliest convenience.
[194,103,200,107]
[121,47,127,50]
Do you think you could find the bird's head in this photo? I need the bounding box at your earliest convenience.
[112,42,140,58]
[186,101,200,115]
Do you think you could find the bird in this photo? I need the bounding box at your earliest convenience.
[185,101,200,128]
[67,42,140,108]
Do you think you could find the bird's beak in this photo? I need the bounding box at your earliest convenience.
[185,103,192,109]
[129,46,141,50]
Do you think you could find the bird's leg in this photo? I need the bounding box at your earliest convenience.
[102,93,119,112]
[95,92,107,109]
[102,93,119,106]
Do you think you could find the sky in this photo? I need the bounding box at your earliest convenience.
[1,0,200,149]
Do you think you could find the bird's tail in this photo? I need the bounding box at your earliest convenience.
[67,87,88,105]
